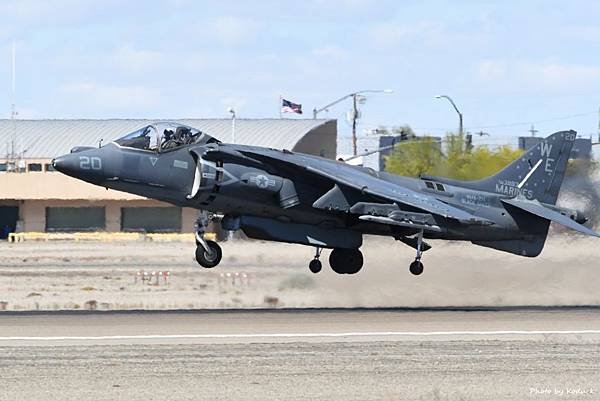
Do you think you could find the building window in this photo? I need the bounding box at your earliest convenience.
[0,163,6,172]
[46,207,106,232]
[28,163,42,172]
[425,181,434,189]
[435,183,445,192]
[121,207,182,233]
[44,163,56,172]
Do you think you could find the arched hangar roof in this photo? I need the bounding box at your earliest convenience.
[0,118,336,159]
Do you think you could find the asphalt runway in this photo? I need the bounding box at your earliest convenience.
[1,308,599,400]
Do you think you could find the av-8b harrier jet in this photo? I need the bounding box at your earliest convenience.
[53,122,598,275]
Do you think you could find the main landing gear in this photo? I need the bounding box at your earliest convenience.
[309,247,363,275]
[409,230,425,276]
[194,211,222,268]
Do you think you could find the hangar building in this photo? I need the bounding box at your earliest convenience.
[0,118,336,237]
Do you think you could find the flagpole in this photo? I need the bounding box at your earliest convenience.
[279,95,282,119]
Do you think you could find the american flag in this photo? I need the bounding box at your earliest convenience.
[281,98,302,114]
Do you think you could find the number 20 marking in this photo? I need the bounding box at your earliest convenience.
[79,156,102,170]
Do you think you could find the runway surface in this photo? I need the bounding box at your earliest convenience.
[1,308,599,400]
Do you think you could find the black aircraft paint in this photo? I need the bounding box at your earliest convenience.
[53,122,599,276]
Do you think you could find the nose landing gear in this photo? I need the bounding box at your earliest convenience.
[194,211,223,268]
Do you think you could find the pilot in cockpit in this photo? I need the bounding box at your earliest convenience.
[176,127,193,145]
[161,129,177,150]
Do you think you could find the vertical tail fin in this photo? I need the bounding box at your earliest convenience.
[476,130,576,205]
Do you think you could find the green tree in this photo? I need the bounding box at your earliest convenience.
[385,132,524,180]
[385,136,443,177]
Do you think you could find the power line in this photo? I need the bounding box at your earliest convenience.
[357,110,597,135]
[464,111,597,129]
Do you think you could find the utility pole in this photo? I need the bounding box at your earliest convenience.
[351,94,358,156]
[10,41,17,172]
[597,106,600,143]
[312,89,393,156]
[529,124,538,137]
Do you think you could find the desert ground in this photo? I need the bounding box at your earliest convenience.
[1,234,599,311]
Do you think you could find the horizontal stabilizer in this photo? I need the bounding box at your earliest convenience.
[502,197,600,237]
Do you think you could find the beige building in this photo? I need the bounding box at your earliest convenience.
[0,118,336,238]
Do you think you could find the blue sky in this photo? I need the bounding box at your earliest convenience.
[1,0,600,145]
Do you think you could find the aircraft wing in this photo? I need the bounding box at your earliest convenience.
[303,164,480,221]
[502,197,600,237]
[203,146,485,223]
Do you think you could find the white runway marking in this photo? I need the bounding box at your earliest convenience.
[2,330,600,342]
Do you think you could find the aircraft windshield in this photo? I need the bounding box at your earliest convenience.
[115,122,220,152]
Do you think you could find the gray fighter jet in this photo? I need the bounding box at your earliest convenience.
[53,122,598,275]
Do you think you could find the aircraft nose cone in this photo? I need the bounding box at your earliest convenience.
[52,154,79,176]
[52,155,67,173]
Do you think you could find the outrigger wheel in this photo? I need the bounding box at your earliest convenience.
[309,259,322,273]
[309,247,323,273]
[409,260,424,275]
[195,239,222,268]
[409,229,425,276]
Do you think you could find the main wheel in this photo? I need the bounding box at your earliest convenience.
[329,248,363,274]
[195,240,222,268]
[309,259,322,273]
[409,260,424,276]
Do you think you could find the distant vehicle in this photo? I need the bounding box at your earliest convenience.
[53,123,598,275]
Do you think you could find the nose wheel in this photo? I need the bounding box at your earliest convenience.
[194,211,223,269]
[409,230,425,276]
[195,239,222,268]
[309,247,322,273]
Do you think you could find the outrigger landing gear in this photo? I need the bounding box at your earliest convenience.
[309,247,322,273]
[194,211,222,268]
[409,230,424,276]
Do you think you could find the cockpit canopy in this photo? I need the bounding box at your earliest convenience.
[114,122,220,152]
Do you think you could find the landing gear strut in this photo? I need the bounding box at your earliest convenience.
[409,230,424,276]
[308,247,322,273]
[329,248,363,275]
[194,211,222,268]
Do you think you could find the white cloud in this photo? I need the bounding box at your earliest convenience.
[369,19,489,50]
[312,46,349,61]
[311,0,376,9]
[111,45,166,72]
[474,59,600,92]
[475,59,507,81]
[61,83,160,110]
[562,25,600,42]
[210,16,262,46]
[0,0,119,27]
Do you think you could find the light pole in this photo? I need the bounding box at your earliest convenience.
[435,94,463,136]
[313,89,393,156]
[227,107,236,144]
